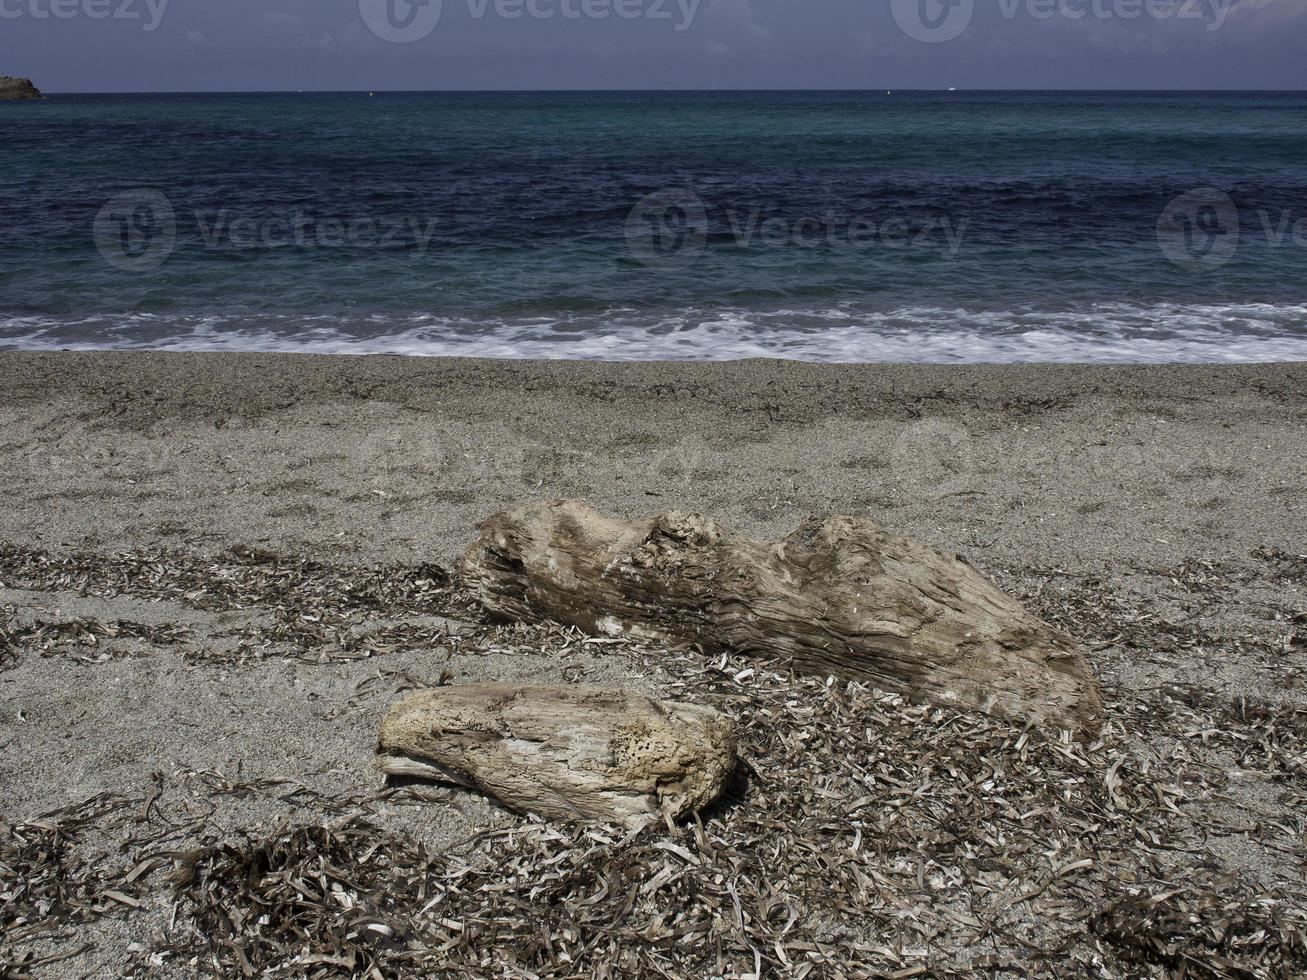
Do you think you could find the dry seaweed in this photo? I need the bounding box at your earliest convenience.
[0,617,192,668]
[1252,548,1307,587]
[0,542,462,668]
[167,822,441,978]
[3,540,1305,978]
[1092,875,1307,978]
[0,611,21,673]
[0,795,143,967]
[156,655,1307,978]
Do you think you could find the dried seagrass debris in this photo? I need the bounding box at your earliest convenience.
[1092,876,1307,977]
[154,640,1305,978]
[0,543,454,619]
[167,822,444,979]
[0,611,20,672]
[0,794,145,957]
[1252,547,1307,585]
[0,617,193,668]
[2,538,1304,977]
[0,542,463,668]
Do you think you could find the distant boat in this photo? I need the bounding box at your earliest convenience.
[948,87,957,92]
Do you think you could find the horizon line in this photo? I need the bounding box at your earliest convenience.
[24,86,1307,96]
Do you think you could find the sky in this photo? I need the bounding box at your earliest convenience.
[1,0,1304,92]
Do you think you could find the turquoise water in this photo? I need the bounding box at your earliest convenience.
[1,90,1305,360]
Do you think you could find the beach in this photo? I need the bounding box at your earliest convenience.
[2,351,1305,976]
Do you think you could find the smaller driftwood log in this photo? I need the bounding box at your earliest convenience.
[461,501,1104,734]
[375,685,736,829]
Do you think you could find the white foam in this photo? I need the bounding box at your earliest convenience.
[2,302,1306,363]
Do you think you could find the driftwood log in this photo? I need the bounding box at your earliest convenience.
[375,685,736,829]
[461,501,1103,735]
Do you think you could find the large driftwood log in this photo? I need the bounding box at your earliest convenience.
[375,685,736,829]
[461,501,1103,735]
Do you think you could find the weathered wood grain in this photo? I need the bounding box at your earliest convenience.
[461,500,1104,735]
[376,684,737,829]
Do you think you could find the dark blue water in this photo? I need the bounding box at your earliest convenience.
[1,90,1305,361]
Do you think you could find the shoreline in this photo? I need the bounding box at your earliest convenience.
[5,303,1307,363]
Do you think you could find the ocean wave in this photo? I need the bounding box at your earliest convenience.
[1,302,1306,363]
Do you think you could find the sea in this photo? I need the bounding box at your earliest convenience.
[2,90,1305,362]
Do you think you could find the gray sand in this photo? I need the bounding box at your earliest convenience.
[0,352,1303,977]
[2,354,1303,568]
